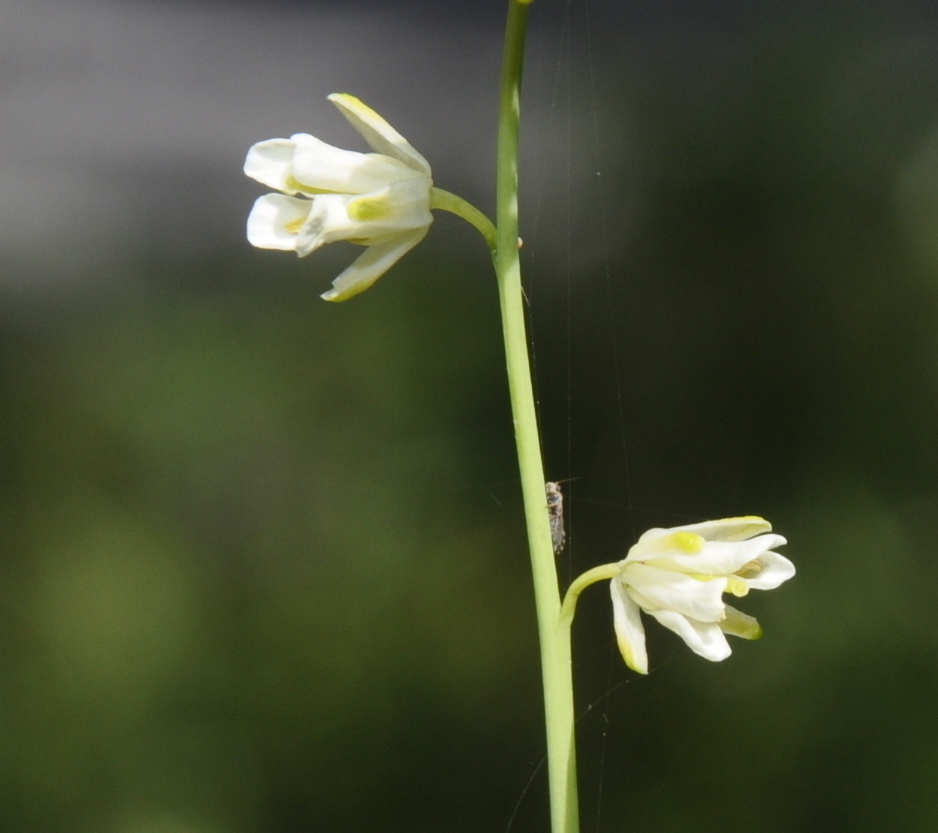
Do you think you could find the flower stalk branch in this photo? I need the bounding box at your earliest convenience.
[429,188,497,253]
[560,563,623,625]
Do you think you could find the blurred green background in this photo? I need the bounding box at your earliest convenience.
[2,0,938,831]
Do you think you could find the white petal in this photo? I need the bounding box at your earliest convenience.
[634,516,771,549]
[329,93,432,175]
[290,133,418,194]
[295,180,432,258]
[246,194,311,251]
[685,516,773,542]
[744,550,796,590]
[321,227,429,302]
[610,579,648,674]
[244,138,301,193]
[623,562,727,622]
[646,533,788,576]
[344,178,433,234]
[646,609,732,662]
[294,194,360,256]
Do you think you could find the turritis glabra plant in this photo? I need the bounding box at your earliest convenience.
[244,3,794,832]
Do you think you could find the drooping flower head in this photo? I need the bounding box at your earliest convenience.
[610,516,794,674]
[244,94,433,302]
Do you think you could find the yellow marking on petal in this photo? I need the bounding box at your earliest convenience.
[329,93,381,125]
[615,632,647,675]
[736,560,764,578]
[286,175,336,195]
[725,576,750,597]
[285,217,306,234]
[670,532,705,554]
[348,195,391,222]
[714,516,772,538]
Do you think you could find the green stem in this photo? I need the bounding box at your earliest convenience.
[560,563,622,626]
[495,3,579,833]
[430,188,497,253]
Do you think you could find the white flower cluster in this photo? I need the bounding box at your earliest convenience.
[244,94,433,302]
[610,517,794,674]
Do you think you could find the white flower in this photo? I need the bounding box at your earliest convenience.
[244,93,433,302]
[610,516,794,674]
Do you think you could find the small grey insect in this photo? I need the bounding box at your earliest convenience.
[545,481,565,556]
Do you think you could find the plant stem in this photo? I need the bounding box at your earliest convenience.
[430,188,497,253]
[495,3,580,833]
[560,563,623,626]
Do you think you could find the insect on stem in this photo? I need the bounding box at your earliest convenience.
[545,481,566,557]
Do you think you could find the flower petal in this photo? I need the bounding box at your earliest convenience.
[320,227,429,302]
[685,516,774,542]
[244,138,304,193]
[295,180,432,257]
[246,194,311,251]
[345,178,433,233]
[623,562,727,622]
[646,609,732,662]
[743,550,796,590]
[290,133,419,194]
[610,579,648,674]
[633,517,772,552]
[644,534,788,576]
[329,93,432,175]
[720,604,763,640]
[293,194,360,256]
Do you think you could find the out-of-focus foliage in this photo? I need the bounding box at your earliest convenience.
[1,1,938,831]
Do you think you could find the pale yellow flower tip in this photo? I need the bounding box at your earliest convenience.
[616,632,649,675]
[327,92,431,175]
[720,605,763,640]
[327,92,375,118]
[709,516,772,540]
[725,575,750,597]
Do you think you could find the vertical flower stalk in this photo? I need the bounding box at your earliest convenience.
[495,3,580,833]
[243,1,797,828]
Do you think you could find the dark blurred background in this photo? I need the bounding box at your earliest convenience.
[2,0,938,831]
